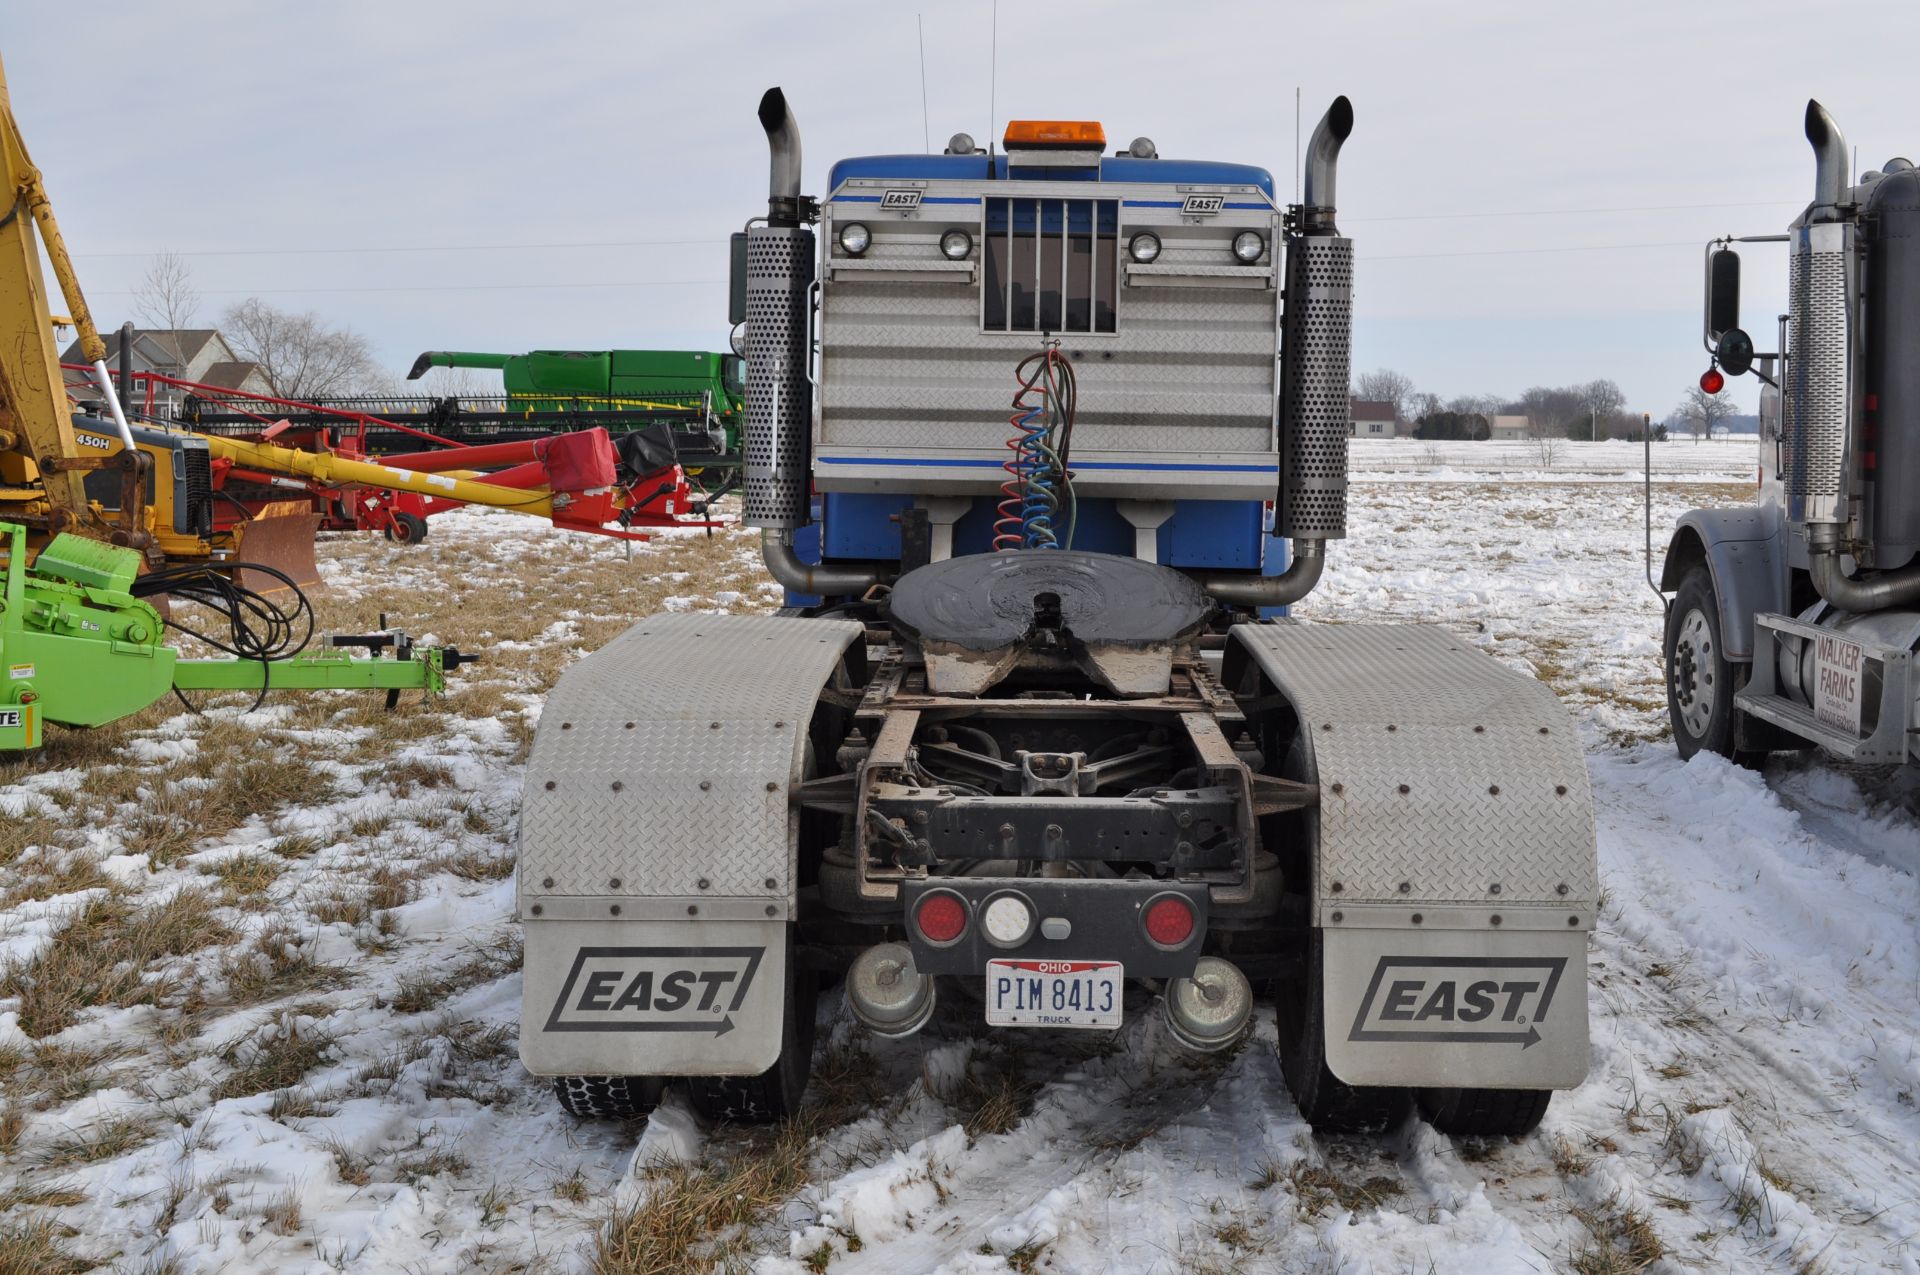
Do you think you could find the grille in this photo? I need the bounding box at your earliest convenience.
[1278,235,1352,538]
[179,445,213,537]
[743,225,816,528]
[982,197,1118,334]
[1786,237,1848,525]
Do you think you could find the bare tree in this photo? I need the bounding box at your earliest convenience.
[132,252,201,375]
[1576,379,1626,442]
[220,298,379,399]
[1353,368,1415,423]
[1674,385,1737,444]
[1446,392,1504,416]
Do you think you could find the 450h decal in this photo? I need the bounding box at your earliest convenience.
[1348,955,1567,1050]
[544,946,763,1036]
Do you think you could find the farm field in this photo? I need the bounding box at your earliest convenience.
[2,457,1917,1274]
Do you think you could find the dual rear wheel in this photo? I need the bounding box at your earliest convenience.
[552,933,818,1125]
[1275,934,1551,1139]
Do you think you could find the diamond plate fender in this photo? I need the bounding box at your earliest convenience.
[517,613,862,1075]
[1224,623,1598,1088]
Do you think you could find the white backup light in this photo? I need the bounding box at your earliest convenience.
[981,894,1034,945]
[839,222,871,255]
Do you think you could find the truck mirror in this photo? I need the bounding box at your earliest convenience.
[1707,248,1741,340]
[1715,327,1755,377]
[728,233,749,325]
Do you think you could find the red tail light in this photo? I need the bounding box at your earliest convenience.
[914,892,969,944]
[1143,894,1196,947]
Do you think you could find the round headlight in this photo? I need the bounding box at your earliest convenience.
[940,229,973,260]
[946,132,978,156]
[728,321,746,357]
[839,222,871,255]
[1129,232,1162,263]
[1232,231,1265,263]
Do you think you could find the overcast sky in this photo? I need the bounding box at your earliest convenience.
[7,1,1917,417]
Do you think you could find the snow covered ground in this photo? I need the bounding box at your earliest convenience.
[2,459,1917,1274]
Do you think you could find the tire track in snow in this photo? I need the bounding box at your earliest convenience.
[1551,748,1920,1271]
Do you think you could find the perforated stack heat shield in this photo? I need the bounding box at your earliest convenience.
[744,224,816,529]
[1278,234,1353,539]
[1785,221,1851,527]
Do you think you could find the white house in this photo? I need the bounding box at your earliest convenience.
[1486,414,1533,442]
[1349,399,1402,438]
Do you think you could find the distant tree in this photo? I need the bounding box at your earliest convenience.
[1353,368,1415,423]
[220,298,379,399]
[1446,392,1505,416]
[1674,385,1737,443]
[1572,379,1626,441]
[1653,423,1669,442]
[1413,410,1489,441]
[132,252,200,373]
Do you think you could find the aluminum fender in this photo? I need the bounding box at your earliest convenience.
[1661,506,1787,663]
[517,613,861,1075]
[1225,623,1597,1088]
[520,918,786,1076]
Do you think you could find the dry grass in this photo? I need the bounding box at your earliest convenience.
[592,1120,818,1275]
[0,854,110,909]
[40,1114,155,1168]
[201,852,286,898]
[1285,1163,1404,1219]
[212,1022,331,1102]
[0,1216,93,1275]
[0,813,75,869]
[1570,1200,1665,1273]
[1,887,232,1037]
[218,923,348,1005]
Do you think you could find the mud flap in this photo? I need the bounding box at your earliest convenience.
[230,509,323,597]
[1322,926,1589,1090]
[519,917,788,1077]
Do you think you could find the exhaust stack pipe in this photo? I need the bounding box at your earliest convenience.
[759,87,805,228]
[1205,96,1354,610]
[1302,94,1354,232]
[1806,99,1849,218]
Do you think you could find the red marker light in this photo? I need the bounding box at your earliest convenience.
[1700,368,1725,395]
[1143,895,1196,947]
[914,892,968,943]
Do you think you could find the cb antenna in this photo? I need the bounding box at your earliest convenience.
[1294,86,1301,204]
[989,0,998,156]
[917,14,930,153]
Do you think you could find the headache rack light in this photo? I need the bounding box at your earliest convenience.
[1003,119,1107,149]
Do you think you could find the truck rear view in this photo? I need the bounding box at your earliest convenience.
[517,89,1599,1138]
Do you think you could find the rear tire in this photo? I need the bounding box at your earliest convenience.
[1663,565,1764,767]
[1277,933,1409,1135]
[1417,1086,1552,1137]
[686,932,816,1124]
[553,1074,662,1119]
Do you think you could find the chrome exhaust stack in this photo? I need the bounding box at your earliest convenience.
[846,942,935,1038]
[1201,96,1352,609]
[1806,100,1849,221]
[744,88,820,535]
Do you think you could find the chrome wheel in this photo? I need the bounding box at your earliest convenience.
[1669,606,1717,739]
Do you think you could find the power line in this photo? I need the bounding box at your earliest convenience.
[1349,198,1799,224]
[1363,239,1701,262]
[73,237,719,260]
[89,278,720,297]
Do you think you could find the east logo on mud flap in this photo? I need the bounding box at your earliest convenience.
[1347,956,1567,1049]
[544,946,763,1035]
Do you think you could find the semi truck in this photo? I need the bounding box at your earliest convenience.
[1663,101,1920,769]
[516,89,1600,1138]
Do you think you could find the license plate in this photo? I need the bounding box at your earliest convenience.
[985,959,1123,1029]
[1812,633,1865,734]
